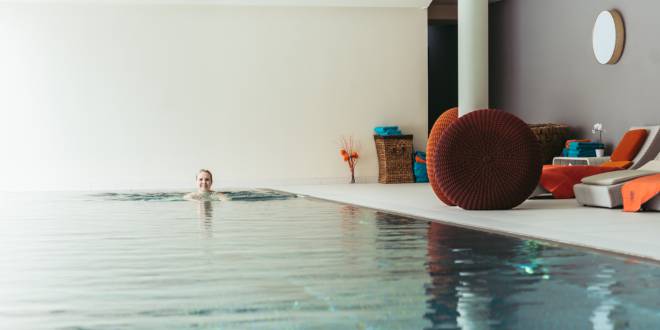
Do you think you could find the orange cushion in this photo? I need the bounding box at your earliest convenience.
[600,160,633,169]
[610,129,648,161]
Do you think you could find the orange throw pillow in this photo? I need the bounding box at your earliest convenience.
[610,129,648,161]
[600,160,633,169]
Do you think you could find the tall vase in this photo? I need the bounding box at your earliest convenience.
[350,171,355,184]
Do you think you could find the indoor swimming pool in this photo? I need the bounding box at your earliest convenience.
[1,191,659,329]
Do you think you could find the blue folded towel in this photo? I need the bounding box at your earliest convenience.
[374,126,402,136]
[565,150,597,157]
[569,142,604,147]
[414,170,427,177]
[414,151,426,161]
[415,176,429,183]
[414,162,428,182]
[568,142,604,150]
[375,126,399,131]
[374,126,399,133]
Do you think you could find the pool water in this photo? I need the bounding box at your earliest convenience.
[1,191,659,329]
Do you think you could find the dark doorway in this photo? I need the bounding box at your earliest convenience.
[428,22,458,134]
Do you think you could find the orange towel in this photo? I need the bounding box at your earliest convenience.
[621,174,660,212]
[415,155,426,164]
[540,165,622,199]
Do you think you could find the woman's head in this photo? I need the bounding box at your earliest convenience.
[196,169,213,193]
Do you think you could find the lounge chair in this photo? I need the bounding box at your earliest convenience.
[574,152,660,208]
[531,125,660,198]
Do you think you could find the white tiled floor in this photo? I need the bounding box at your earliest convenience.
[268,183,660,261]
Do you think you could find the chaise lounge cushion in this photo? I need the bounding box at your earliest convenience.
[599,160,633,168]
[610,129,648,162]
[581,170,657,186]
[581,156,660,186]
[435,109,542,210]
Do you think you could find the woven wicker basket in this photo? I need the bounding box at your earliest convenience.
[374,134,414,184]
[528,123,569,164]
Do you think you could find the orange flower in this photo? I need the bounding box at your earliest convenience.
[340,149,348,156]
[351,152,358,159]
[343,155,350,161]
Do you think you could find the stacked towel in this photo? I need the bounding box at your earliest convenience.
[564,139,591,148]
[374,126,402,136]
[561,142,604,157]
[413,151,428,182]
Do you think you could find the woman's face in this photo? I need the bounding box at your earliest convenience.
[197,172,213,192]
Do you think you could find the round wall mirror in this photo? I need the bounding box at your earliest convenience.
[592,10,625,64]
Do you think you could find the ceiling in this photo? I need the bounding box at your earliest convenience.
[5,0,498,8]
[7,0,433,7]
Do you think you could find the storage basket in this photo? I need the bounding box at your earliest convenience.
[528,123,569,164]
[374,134,414,184]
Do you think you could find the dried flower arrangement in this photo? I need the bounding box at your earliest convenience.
[339,136,360,184]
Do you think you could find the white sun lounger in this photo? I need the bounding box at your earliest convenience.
[574,152,660,208]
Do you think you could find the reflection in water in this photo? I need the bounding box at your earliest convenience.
[426,222,522,329]
[371,213,551,329]
[425,222,545,329]
[198,200,214,219]
[588,265,623,330]
[339,205,369,253]
[420,220,659,330]
[2,193,660,329]
[197,201,214,238]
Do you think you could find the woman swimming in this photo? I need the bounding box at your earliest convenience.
[184,169,227,201]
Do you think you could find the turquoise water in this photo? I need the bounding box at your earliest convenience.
[0,191,659,329]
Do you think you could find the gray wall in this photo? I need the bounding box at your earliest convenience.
[490,0,660,152]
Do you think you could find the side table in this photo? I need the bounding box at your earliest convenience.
[552,156,610,166]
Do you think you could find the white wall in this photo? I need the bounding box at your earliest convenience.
[0,3,428,191]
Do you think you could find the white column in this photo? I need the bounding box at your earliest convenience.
[458,0,489,116]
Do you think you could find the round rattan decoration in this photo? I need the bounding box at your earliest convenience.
[435,109,542,210]
[427,108,459,206]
